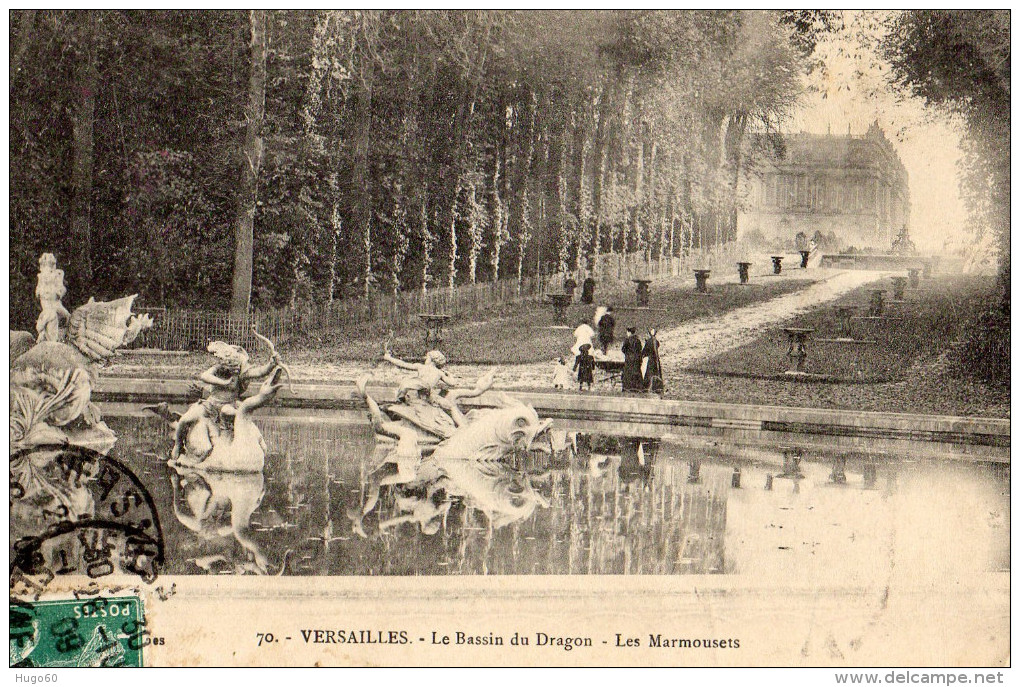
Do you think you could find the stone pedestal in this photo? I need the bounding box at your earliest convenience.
[834,305,857,339]
[778,450,804,479]
[891,277,908,301]
[419,313,452,348]
[869,290,885,317]
[693,269,710,294]
[783,327,814,373]
[563,277,577,301]
[633,279,651,307]
[862,462,878,490]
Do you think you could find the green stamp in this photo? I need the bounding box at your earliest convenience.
[10,596,145,667]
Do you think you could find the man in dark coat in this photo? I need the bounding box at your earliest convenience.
[596,306,615,354]
[642,328,664,393]
[621,327,643,392]
[581,276,596,304]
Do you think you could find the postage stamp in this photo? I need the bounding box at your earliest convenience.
[10,596,146,667]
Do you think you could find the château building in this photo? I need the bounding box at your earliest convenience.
[737,122,910,250]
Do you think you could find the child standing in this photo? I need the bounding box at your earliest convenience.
[552,357,573,389]
[573,343,595,391]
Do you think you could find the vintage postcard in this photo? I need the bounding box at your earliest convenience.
[9,9,1009,672]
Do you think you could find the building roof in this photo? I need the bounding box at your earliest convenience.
[756,123,908,187]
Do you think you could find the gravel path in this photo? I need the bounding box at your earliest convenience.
[657,270,884,372]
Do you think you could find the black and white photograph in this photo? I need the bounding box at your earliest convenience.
[8,9,1010,672]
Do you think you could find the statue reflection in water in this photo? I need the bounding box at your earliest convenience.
[349,370,554,537]
[351,449,552,537]
[169,465,286,575]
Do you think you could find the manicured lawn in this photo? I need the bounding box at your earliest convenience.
[674,274,1009,417]
[664,368,1009,417]
[105,272,1007,419]
[284,276,817,365]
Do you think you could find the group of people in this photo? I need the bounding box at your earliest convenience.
[553,306,664,394]
[620,326,664,394]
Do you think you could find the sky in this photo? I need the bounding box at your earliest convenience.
[785,11,969,252]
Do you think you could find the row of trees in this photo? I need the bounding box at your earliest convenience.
[10,10,811,324]
[880,10,1009,385]
[882,10,1009,301]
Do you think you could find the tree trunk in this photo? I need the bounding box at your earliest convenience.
[444,24,492,290]
[556,120,570,276]
[571,101,589,273]
[70,13,97,294]
[643,135,656,265]
[516,188,530,291]
[659,184,671,264]
[668,189,677,262]
[466,179,483,284]
[230,10,267,315]
[489,92,513,283]
[514,89,538,291]
[420,196,434,292]
[725,111,748,240]
[490,145,505,282]
[633,116,647,266]
[590,81,612,266]
[400,41,428,295]
[327,195,341,304]
[353,59,375,299]
[447,176,461,289]
[302,11,340,304]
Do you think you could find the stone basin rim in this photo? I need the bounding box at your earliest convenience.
[94,375,1010,432]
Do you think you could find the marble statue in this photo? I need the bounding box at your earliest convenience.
[169,331,285,463]
[166,365,286,473]
[149,330,289,473]
[34,253,70,342]
[10,255,154,454]
[349,367,553,535]
[891,224,917,256]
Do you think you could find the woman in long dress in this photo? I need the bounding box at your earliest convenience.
[621,327,643,392]
[642,328,664,393]
[571,320,596,356]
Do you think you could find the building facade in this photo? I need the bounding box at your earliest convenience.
[737,122,910,251]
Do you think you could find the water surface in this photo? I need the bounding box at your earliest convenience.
[107,416,1009,579]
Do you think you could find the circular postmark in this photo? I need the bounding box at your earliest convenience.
[10,444,164,595]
